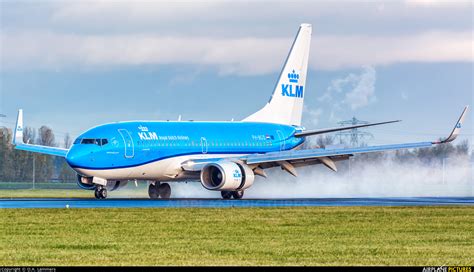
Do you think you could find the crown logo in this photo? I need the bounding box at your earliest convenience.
[288,70,299,83]
[138,125,148,132]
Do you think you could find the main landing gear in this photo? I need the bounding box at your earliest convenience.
[148,182,171,199]
[94,186,107,199]
[221,190,244,200]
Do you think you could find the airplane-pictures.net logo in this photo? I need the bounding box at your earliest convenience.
[281,70,304,98]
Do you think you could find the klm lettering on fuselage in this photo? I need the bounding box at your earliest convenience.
[281,69,304,98]
[138,125,158,141]
[138,131,158,141]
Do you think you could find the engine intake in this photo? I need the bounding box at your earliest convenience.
[200,161,254,191]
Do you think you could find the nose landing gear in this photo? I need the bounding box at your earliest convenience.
[94,186,107,199]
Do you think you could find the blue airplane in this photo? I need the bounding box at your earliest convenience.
[12,24,469,199]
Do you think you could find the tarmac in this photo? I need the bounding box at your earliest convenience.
[0,197,473,209]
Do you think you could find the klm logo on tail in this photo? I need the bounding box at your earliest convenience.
[281,70,304,98]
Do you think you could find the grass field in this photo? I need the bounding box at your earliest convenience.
[0,206,473,266]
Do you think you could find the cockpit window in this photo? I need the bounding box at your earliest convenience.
[81,138,109,146]
[73,138,82,145]
[81,138,96,144]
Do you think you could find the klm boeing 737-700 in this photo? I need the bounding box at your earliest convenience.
[12,24,468,199]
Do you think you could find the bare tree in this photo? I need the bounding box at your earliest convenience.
[64,133,72,149]
[23,127,36,144]
[316,135,335,148]
[455,139,469,156]
[37,126,55,147]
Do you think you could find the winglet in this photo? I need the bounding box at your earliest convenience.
[13,109,24,145]
[434,106,469,144]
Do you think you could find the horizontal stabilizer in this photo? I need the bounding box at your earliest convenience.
[294,120,401,138]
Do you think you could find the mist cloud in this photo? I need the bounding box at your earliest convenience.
[167,155,473,199]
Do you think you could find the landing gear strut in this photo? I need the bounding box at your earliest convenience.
[94,186,107,199]
[148,182,171,199]
[221,190,244,200]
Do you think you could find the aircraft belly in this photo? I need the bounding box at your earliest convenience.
[73,153,244,181]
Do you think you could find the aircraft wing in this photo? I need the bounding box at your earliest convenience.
[244,141,432,165]
[181,106,468,175]
[243,106,468,171]
[12,109,69,157]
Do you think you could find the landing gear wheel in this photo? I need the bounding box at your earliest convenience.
[100,188,107,199]
[158,183,171,199]
[221,191,233,200]
[148,183,158,199]
[94,187,107,199]
[232,190,244,199]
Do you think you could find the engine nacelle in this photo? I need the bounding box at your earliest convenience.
[200,161,255,191]
[76,174,96,190]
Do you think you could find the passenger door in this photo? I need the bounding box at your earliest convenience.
[201,137,208,154]
[118,129,135,158]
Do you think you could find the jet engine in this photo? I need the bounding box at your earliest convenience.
[200,161,254,191]
[76,174,96,190]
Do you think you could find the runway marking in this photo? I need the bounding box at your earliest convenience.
[0,197,473,209]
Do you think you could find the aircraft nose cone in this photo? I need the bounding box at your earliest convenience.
[66,148,83,168]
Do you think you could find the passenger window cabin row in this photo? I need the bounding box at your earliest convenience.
[136,140,273,148]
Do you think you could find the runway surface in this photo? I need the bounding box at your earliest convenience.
[0,197,473,209]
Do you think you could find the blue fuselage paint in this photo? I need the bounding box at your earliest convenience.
[66,121,304,171]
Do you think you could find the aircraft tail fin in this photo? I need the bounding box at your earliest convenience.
[13,109,23,145]
[243,23,312,126]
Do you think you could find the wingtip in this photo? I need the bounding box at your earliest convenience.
[434,106,469,144]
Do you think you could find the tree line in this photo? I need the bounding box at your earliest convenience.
[0,126,76,183]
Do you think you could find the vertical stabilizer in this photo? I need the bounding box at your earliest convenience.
[13,109,24,145]
[243,23,312,126]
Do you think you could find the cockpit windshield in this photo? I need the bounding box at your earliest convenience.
[73,138,109,146]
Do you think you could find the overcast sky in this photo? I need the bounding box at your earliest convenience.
[0,0,472,148]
